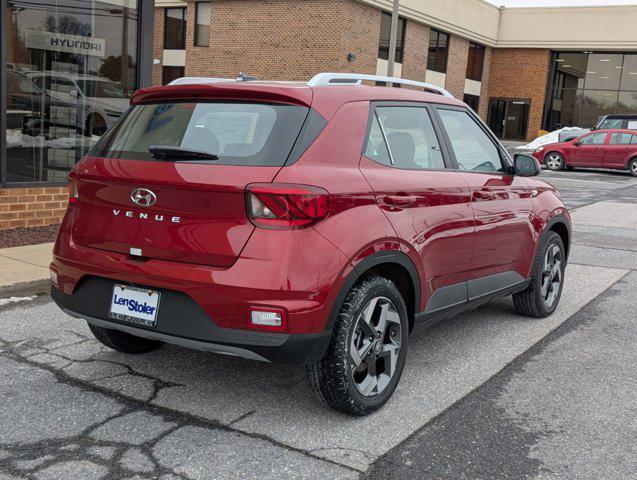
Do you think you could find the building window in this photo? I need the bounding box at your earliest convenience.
[466,42,485,81]
[427,29,449,73]
[162,66,185,85]
[378,12,406,63]
[463,94,480,112]
[164,8,186,50]
[195,1,211,47]
[545,52,637,131]
[3,1,139,184]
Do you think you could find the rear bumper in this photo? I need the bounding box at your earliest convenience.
[52,280,331,364]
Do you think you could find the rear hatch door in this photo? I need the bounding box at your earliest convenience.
[72,95,311,267]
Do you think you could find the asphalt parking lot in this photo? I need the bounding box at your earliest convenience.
[0,167,635,479]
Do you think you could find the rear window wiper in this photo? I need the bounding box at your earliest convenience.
[148,145,219,161]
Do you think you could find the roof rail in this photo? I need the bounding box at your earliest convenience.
[306,72,454,98]
[168,73,259,86]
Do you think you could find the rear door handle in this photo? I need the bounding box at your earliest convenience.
[384,194,419,207]
[472,190,496,201]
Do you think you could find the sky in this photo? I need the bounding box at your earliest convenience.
[486,0,637,6]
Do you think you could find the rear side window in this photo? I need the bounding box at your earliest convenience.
[437,108,503,172]
[364,106,445,170]
[610,133,634,145]
[92,102,310,166]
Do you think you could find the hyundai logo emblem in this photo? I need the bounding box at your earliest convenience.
[131,188,157,207]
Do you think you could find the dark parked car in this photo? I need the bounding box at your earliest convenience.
[51,73,571,415]
[533,129,637,176]
[595,114,637,131]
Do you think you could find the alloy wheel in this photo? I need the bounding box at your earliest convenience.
[630,160,637,176]
[546,154,563,170]
[350,296,402,397]
[541,244,562,308]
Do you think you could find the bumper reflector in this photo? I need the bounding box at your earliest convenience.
[248,307,287,331]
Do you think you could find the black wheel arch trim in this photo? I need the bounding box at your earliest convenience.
[541,213,571,261]
[324,250,421,334]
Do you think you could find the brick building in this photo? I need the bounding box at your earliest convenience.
[2,0,637,230]
[151,0,637,146]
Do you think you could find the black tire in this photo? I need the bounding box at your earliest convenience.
[307,276,409,415]
[628,158,637,177]
[513,231,566,318]
[544,152,564,171]
[87,323,164,354]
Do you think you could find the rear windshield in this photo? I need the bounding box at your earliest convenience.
[91,102,309,166]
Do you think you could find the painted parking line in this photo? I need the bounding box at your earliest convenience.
[0,263,627,472]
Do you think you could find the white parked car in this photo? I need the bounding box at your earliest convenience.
[24,72,130,136]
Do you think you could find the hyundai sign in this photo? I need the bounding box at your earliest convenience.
[25,30,106,58]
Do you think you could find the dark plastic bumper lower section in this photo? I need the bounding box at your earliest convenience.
[51,277,331,364]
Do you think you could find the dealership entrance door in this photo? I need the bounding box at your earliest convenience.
[488,98,530,140]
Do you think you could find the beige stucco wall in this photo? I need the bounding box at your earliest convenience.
[357,0,637,50]
[497,5,637,49]
[359,0,500,46]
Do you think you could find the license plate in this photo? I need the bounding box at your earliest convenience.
[110,284,160,328]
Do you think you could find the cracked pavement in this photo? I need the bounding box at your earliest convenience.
[0,168,635,479]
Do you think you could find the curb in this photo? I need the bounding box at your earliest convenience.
[0,279,50,298]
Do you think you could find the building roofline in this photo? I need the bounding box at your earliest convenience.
[153,0,637,51]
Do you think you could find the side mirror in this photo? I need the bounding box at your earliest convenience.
[513,154,541,177]
[572,140,580,146]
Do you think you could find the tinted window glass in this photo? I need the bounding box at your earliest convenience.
[463,94,480,112]
[92,102,309,166]
[165,8,186,49]
[162,66,185,85]
[579,132,607,145]
[195,1,211,47]
[427,30,449,73]
[367,107,445,170]
[378,12,406,63]
[466,42,485,81]
[438,109,503,172]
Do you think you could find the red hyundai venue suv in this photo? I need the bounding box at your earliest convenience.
[50,73,571,415]
[533,129,637,176]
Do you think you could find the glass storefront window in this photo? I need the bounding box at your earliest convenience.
[546,89,582,130]
[4,0,138,184]
[620,54,637,91]
[554,52,587,90]
[579,90,619,128]
[617,91,637,114]
[584,54,623,90]
[545,52,637,131]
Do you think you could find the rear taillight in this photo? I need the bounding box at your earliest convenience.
[68,172,79,204]
[246,183,329,229]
